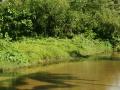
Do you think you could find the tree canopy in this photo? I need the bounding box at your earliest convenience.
[0,0,120,45]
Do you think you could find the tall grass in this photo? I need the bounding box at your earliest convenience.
[0,35,112,69]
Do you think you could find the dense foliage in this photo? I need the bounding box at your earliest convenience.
[0,0,119,69]
[0,0,120,44]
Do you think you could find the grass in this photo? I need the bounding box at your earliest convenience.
[0,35,112,70]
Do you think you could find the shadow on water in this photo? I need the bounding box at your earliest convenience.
[0,72,78,90]
[94,52,120,61]
[0,52,120,90]
[97,56,120,61]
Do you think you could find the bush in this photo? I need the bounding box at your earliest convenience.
[0,0,119,46]
[0,39,29,68]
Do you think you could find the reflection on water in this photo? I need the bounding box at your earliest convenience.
[0,52,120,90]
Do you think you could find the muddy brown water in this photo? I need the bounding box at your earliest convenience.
[0,52,120,90]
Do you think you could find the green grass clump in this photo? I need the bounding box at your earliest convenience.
[0,35,112,69]
[0,39,29,69]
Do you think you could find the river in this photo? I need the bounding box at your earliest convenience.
[0,52,120,90]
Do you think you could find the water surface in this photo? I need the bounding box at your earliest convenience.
[0,52,120,90]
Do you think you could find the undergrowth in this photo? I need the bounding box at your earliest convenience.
[0,35,112,69]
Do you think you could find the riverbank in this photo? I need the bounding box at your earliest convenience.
[0,35,112,71]
[0,56,120,90]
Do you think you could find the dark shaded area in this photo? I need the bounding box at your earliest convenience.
[0,72,77,90]
[93,53,120,61]
[97,56,120,61]
[0,87,16,90]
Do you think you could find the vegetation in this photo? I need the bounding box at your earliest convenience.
[0,35,112,70]
[0,0,119,69]
[0,0,120,41]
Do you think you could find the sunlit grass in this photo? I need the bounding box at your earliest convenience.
[0,35,112,69]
